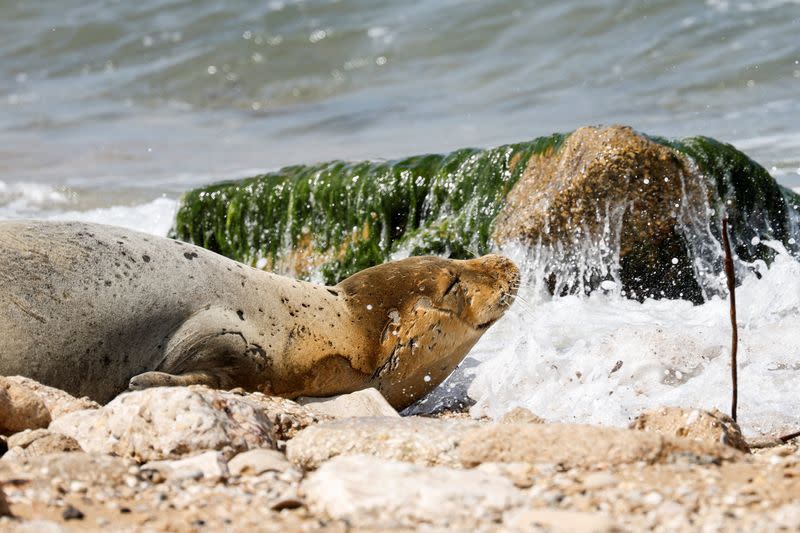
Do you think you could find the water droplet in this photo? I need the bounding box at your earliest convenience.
[671,257,679,265]
[207,65,217,75]
[423,375,432,382]
[366,304,373,310]
[643,178,650,185]
[751,236,761,246]
[600,280,616,291]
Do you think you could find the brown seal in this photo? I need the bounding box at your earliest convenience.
[0,220,518,409]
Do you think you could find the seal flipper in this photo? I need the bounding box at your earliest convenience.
[141,307,271,393]
[128,370,226,390]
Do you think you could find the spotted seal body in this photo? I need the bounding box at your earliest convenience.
[0,220,518,408]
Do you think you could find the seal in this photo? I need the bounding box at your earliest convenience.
[0,220,518,409]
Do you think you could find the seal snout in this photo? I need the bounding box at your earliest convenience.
[459,254,520,330]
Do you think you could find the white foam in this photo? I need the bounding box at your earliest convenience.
[48,197,178,236]
[0,180,70,217]
[466,241,800,437]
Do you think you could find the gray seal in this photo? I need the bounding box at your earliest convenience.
[0,220,518,408]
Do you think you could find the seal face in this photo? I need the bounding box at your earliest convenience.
[337,255,519,408]
[0,220,518,408]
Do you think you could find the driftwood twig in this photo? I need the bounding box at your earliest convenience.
[721,216,738,422]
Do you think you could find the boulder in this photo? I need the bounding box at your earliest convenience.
[0,485,10,517]
[142,451,229,481]
[302,454,525,529]
[49,386,274,462]
[229,391,331,442]
[499,406,545,424]
[630,407,750,453]
[3,429,82,462]
[1,377,98,420]
[286,416,481,469]
[458,423,742,469]
[296,388,399,418]
[0,452,134,488]
[493,126,798,301]
[503,508,619,532]
[171,126,799,301]
[228,449,293,477]
[0,378,51,435]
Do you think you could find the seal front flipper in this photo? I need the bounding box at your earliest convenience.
[138,307,272,393]
[128,370,225,390]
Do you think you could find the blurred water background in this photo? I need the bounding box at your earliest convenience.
[1,0,799,222]
[1,0,799,435]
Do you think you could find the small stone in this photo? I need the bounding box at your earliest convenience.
[499,407,545,424]
[296,388,399,418]
[503,508,618,532]
[142,451,229,481]
[228,449,291,476]
[302,454,524,529]
[50,386,275,461]
[582,471,618,489]
[0,486,12,517]
[458,422,741,468]
[235,392,330,441]
[2,376,99,419]
[287,416,481,469]
[0,377,51,435]
[4,430,82,461]
[61,504,84,520]
[631,406,750,453]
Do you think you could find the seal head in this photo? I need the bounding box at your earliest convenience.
[338,254,519,408]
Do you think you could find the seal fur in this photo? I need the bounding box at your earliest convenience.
[0,220,518,408]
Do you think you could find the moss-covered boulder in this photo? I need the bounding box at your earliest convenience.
[171,125,799,302]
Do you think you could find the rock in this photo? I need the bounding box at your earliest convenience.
[0,452,134,488]
[3,429,82,461]
[2,377,98,419]
[503,508,619,532]
[173,125,799,300]
[286,416,481,469]
[2,520,67,532]
[228,449,292,477]
[493,125,799,302]
[302,454,524,529]
[229,391,331,442]
[0,485,11,517]
[142,451,229,481]
[49,386,274,461]
[581,471,619,490]
[631,407,750,453]
[500,407,545,424]
[0,378,51,435]
[61,504,84,520]
[458,423,742,469]
[296,388,399,418]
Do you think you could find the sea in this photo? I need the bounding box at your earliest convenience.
[2,0,799,436]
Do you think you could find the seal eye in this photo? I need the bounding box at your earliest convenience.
[444,276,460,296]
[440,277,465,315]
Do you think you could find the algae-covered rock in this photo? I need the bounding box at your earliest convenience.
[172,135,566,283]
[172,126,799,300]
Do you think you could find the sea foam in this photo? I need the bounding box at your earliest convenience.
[464,240,800,437]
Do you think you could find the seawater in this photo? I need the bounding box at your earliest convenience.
[467,240,800,438]
[2,0,800,436]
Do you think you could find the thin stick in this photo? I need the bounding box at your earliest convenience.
[779,429,800,443]
[721,216,738,422]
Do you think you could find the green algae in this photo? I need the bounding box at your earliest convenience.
[172,130,799,299]
[172,133,567,283]
[655,135,800,262]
